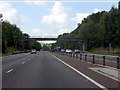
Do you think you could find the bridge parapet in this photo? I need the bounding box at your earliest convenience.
[17,37,83,42]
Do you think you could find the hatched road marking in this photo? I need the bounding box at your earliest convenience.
[89,67,120,82]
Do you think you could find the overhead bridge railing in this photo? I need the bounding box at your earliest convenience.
[17,37,83,42]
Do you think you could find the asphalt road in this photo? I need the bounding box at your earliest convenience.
[2,51,101,88]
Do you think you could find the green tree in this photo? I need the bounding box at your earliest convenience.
[55,2,120,51]
[2,21,32,53]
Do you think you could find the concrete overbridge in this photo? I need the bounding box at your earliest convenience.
[18,37,85,51]
[18,37,83,42]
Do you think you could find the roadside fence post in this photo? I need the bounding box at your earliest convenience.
[80,54,82,60]
[73,53,75,58]
[75,53,76,58]
[92,55,95,63]
[85,54,87,61]
[117,57,120,69]
[76,53,78,59]
[103,56,105,66]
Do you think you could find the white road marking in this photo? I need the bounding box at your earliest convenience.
[21,62,25,64]
[6,69,13,73]
[89,67,120,82]
[49,53,107,90]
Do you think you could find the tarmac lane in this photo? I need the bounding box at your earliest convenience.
[2,51,102,89]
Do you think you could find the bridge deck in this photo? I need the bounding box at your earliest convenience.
[18,38,83,42]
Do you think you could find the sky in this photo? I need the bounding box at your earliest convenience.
[0,0,119,43]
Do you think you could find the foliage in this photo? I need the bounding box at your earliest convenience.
[42,44,51,51]
[55,2,120,51]
[31,41,41,51]
[2,21,41,53]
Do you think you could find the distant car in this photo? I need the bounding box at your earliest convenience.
[74,49,80,53]
[31,49,36,54]
[65,49,72,53]
[61,49,65,53]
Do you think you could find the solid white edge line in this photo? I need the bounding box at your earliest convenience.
[6,69,13,73]
[49,53,107,90]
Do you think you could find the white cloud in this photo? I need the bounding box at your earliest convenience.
[72,13,90,24]
[72,8,102,24]
[0,2,29,26]
[57,28,70,36]
[42,1,69,29]
[31,28,48,38]
[25,0,47,6]
[66,7,73,11]
[72,8,101,24]
[41,1,73,37]
[0,3,17,21]
[94,8,101,13]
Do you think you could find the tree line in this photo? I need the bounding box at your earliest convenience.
[2,21,41,54]
[52,2,120,52]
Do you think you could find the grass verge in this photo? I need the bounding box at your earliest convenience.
[90,47,120,56]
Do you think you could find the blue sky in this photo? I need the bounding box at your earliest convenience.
[0,0,119,43]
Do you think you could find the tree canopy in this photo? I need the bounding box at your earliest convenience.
[54,2,120,51]
[2,21,41,54]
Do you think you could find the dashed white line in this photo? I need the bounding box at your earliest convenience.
[6,69,13,73]
[21,62,25,64]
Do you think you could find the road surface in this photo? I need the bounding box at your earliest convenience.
[2,51,102,88]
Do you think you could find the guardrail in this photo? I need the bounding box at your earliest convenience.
[60,52,120,69]
[12,50,31,55]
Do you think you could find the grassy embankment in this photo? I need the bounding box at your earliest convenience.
[2,47,15,56]
[90,47,120,56]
